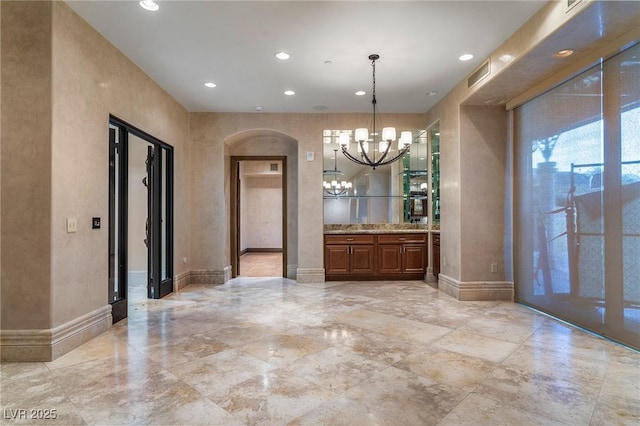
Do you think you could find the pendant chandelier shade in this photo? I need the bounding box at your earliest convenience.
[323,149,352,197]
[339,54,412,170]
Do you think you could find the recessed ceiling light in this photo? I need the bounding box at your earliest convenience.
[139,0,159,11]
[204,82,216,88]
[324,60,333,65]
[426,91,438,96]
[355,91,366,96]
[275,52,290,60]
[284,90,295,96]
[255,106,263,112]
[553,49,575,58]
[458,53,474,61]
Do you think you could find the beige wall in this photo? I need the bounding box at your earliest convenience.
[240,162,283,250]
[189,113,425,281]
[1,1,53,330]
[1,1,190,360]
[49,1,190,326]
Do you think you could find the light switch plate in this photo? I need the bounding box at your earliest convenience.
[306,151,314,161]
[66,217,77,233]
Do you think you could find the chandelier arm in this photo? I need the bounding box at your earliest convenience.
[341,144,409,170]
[372,146,411,167]
[374,140,393,164]
[358,140,376,165]
[341,145,369,165]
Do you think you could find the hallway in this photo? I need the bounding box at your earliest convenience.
[1,279,638,425]
[239,252,283,277]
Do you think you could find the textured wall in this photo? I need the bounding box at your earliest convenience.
[1,1,53,329]
[244,175,283,249]
[47,2,190,326]
[189,113,426,278]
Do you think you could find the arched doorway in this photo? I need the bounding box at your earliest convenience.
[225,130,298,279]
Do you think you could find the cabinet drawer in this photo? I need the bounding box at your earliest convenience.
[325,234,375,245]
[377,233,426,244]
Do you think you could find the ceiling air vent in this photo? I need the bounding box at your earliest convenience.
[467,59,491,88]
[270,163,279,172]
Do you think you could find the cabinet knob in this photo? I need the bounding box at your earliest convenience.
[346,238,354,241]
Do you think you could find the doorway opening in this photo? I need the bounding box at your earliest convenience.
[230,157,287,278]
[109,116,174,323]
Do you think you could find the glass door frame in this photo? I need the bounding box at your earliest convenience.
[109,115,174,323]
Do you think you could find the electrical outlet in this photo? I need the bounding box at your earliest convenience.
[182,257,187,264]
[491,263,498,273]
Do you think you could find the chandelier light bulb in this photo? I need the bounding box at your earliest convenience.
[357,141,369,154]
[382,127,396,142]
[355,128,368,143]
[399,131,413,149]
[338,133,350,147]
[379,141,389,153]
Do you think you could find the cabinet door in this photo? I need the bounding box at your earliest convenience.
[325,245,350,275]
[403,245,427,273]
[378,245,403,274]
[351,245,375,274]
[432,234,440,276]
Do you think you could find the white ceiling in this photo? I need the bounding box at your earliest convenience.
[66,0,546,114]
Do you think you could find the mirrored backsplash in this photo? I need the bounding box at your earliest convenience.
[323,124,440,227]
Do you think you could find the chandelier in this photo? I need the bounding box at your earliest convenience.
[323,149,353,197]
[339,54,412,170]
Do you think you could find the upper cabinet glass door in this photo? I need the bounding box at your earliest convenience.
[430,122,441,227]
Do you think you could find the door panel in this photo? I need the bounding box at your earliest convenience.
[325,245,350,274]
[378,245,403,274]
[109,126,128,323]
[351,245,375,274]
[404,245,427,273]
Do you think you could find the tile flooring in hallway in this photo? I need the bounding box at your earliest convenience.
[239,252,283,277]
[1,278,639,425]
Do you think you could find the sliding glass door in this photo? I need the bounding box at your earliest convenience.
[513,43,639,349]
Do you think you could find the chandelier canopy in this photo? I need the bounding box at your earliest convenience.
[323,149,352,197]
[339,54,412,170]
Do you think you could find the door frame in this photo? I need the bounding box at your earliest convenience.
[109,115,174,323]
[230,156,287,278]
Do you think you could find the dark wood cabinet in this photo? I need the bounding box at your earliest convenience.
[377,234,426,279]
[432,232,440,277]
[325,233,427,281]
[324,235,375,279]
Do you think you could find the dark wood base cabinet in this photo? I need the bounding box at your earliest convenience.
[325,233,427,281]
[432,233,440,277]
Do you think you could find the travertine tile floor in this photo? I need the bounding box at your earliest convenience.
[2,278,639,425]
[239,252,283,277]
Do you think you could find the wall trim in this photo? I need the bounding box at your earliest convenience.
[1,305,112,362]
[174,271,190,291]
[287,264,298,280]
[438,274,513,301]
[189,267,231,285]
[425,267,437,284]
[296,268,325,283]
[242,248,283,253]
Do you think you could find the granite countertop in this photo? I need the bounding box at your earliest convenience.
[324,224,431,234]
